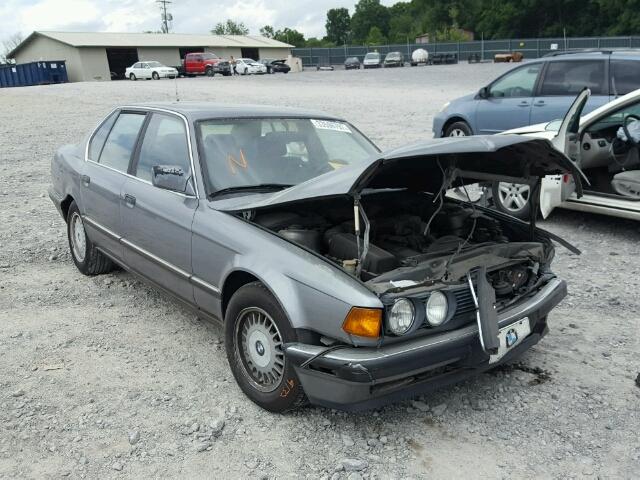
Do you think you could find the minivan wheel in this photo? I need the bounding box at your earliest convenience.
[445,121,472,137]
[66,201,114,275]
[225,282,307,412]
[491,181,532,220]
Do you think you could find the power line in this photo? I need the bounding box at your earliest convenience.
[156,0,173,33]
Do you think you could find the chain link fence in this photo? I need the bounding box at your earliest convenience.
[292,36,640,67]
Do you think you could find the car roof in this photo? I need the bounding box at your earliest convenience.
[123,102,344,121]
[542,49,640,61]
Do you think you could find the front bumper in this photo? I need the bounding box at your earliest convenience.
[285,277,566,411]
[160,71,178,78]
[432,112,446,137]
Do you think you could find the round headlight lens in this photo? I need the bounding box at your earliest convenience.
[388,298,415,335]
[426,291,448,326]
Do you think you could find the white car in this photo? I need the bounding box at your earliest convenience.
[235,58,267,75]
[497,88,640,221]
[125,61,178,81]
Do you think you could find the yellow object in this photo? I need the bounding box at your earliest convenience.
[342,307,382,338]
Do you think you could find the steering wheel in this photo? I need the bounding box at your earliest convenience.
[622,114,640,147]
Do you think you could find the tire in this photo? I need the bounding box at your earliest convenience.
[491,181,532,220]
[225,282,307,412]
[444,121,472,137]
[205,67,214,77]
[244,67,249,75]
[129,73,136,81]
[152,71,160,80]
[66,201,114,276]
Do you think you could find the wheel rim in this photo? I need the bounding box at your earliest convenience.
[234,307,285,393]
[153,73,159,79]
[448,128,467,137]
[498,182,530,212]
[70,212,87,262]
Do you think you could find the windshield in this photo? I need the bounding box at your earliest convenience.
[197,118,379,194]
[146,61,164,68]
[386,53,400,59]
[203,53,218,60]
[365,53,379,60]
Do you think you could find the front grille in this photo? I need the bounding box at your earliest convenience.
[452,287,475,315]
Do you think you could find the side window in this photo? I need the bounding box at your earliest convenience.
[489,64,541,98]
[135,113,190,183]
[540,60,606,96]
[611,60,640,96]
[99,113,146,172]
[88,112,117,162]
[132,62,141,69]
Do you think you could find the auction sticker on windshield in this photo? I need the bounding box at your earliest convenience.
[311,119,352,133]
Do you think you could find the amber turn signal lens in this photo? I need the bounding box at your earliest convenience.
[342,307,382,338]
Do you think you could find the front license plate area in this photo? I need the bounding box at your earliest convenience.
[489,317,531,364]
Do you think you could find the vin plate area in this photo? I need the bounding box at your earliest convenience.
[489,317,531,364]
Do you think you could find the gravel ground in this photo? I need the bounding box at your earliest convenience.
[1,63,639,480]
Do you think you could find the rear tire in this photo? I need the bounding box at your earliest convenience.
[225,282,307,412]
[67,201,114,275]
[444,121,472,137]
[491,181,532,220]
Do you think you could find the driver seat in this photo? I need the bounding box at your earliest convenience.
[611,170,640,198]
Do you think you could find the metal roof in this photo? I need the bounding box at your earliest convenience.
[9,31,292,57]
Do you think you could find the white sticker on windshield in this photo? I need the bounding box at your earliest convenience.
[311,119,352,133]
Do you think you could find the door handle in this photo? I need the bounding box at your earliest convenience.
[518,101,530,107]
[81,175,90,186]
[534,100,545,107]
[124,194,136,208]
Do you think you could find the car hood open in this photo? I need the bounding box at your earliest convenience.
[211,135,583,212]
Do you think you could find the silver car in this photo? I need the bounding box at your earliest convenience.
[49,103,580,412]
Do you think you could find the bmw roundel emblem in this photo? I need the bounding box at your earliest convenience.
[505,328,518,348]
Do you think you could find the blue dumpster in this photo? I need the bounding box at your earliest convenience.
[0,60,68,88]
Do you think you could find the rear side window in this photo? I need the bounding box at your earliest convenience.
[88,112,117,162]
[135,113,190,183]
[611,60,640,96]
[99,113,146,172]
[540,60,606,96]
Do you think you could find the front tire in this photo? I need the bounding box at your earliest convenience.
[129,73,136,81]
[225,282,307,412]
[152,71,160,80]
[444,121,472,137]
[205,67,214,77]
[491,181,532,220]
[67,201,114,275]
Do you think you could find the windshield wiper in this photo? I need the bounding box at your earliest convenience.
[209,183,294,198]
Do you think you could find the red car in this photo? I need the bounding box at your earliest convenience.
[182,52,231,77]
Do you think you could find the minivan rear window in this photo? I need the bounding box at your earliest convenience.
[540,60,606,96]
[611,60,640,96]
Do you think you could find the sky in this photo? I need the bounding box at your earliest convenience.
[1,0,397,41]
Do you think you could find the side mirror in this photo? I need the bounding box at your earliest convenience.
[152,165,191,194]
[478,86,490,99]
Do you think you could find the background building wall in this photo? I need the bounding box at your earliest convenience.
[13,35,83,81]
[259,48,290,59]
[77,48,110,81]
[137,47,181,66]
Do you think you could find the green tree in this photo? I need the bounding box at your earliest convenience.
[351,0,391,43]
[365,26,387,45]
[260,25,275,38]
[325,7,351,45]
[273,28,306,47]
[211,19,249,35]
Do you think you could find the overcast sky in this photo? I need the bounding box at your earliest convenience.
[1,0,397,41]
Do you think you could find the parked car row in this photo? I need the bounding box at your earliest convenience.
[341,49,458,70]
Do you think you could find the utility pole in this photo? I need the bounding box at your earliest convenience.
[156,0,173,33]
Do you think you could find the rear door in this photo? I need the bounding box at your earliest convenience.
[81,110,147,258]
[610,59,640,99]
[120,111,198,303]
[475,63,542,133]
[531,59,609,125]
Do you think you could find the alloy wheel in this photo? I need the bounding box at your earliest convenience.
[70,212,87,262]
[448,128,467,137]
[498,182,530,212]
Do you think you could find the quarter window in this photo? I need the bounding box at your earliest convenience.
[489,64,541,98]
[99,112,146,172]
[135,113,190,183]
[88,112,117,162]
[611,60,640,96]
[540,60,606,96]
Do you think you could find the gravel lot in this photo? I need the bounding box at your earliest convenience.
[1,63,639,479]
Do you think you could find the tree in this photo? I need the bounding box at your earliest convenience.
[211,20,249,35]
[1,32,24,64]
[365,26,387,45]
[260,25,275,38]
[325,7,351,45]
[273,28,306,47]
[351,0,391,43]
[305,37,337,47]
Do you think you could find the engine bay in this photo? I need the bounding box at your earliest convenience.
[250,191,549,293]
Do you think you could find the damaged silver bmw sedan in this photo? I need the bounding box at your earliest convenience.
[49,103,582,412]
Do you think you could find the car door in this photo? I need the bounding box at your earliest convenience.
[140,63,150,79]
[610,59,640,99]
[120,111,198,303]
[132,62,142,77]
[81,110,147,259]
[540,89,591,218]
[531,59,609,125]
[475,63,542,133]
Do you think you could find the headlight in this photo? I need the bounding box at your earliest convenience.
[425,291,448,326]
[439,101,450,113]
[388,298,416,335]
